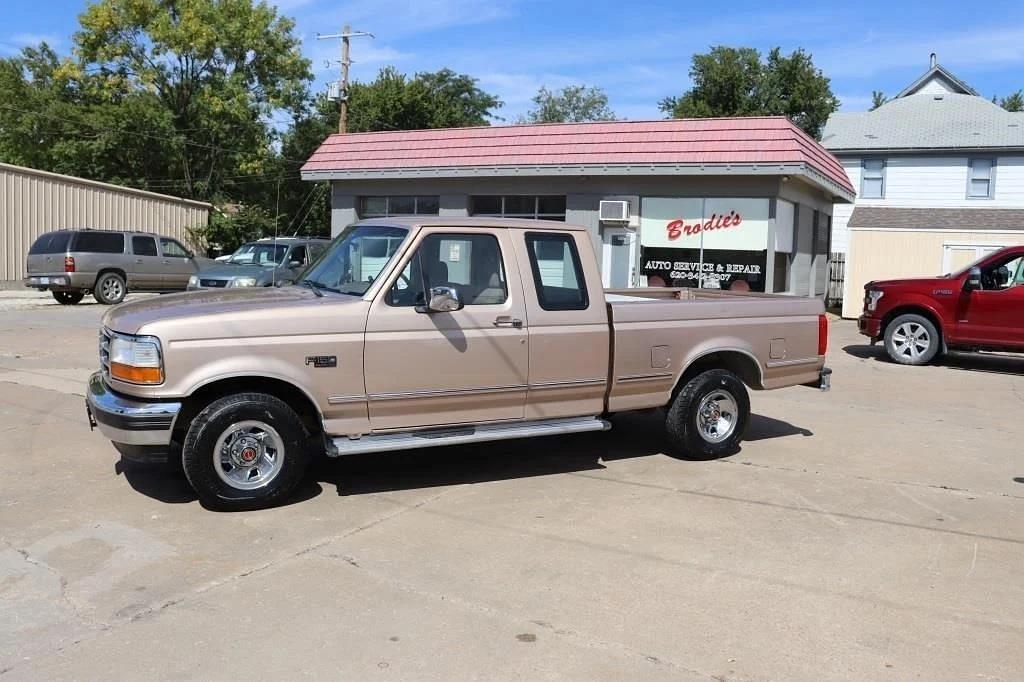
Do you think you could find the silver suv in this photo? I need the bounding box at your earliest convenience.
[24,229,211,305]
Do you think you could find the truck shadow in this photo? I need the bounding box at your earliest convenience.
[317,411,812,497]
[843,343,1024,375]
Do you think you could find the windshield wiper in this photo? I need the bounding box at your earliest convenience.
[301,280,325,297]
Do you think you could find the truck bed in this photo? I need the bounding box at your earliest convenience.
[603,287,825,412]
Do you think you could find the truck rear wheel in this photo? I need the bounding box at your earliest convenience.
[665,369,749,459]
[182,392,311,511]
[883,314,940,365]
[94,272,126,304]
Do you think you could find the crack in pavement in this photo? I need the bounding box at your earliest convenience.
[568,471,1024,545]
[315,548,714,680]
[719,459,1024,501]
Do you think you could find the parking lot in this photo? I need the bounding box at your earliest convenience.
[1,289,1022,681]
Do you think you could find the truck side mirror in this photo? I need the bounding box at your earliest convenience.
[963,266,982,291]
[417,286,463,313]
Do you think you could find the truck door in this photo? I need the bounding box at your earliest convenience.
[514,230,610,420]
[159,237,197,290]
[955,252,1024,348]
[364,227,529,430]
[129,235,163,289]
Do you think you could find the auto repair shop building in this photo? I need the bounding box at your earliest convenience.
[301,118,855,295]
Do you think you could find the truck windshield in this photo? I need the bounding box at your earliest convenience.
[226,243,287,266]
[299,224,409,296]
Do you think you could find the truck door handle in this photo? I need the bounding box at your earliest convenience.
[493,316,523,328]
[135,259,143,264]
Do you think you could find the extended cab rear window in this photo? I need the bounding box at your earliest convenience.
[72,231,125,254]
[524,232,588,311]
[28,232,72,254]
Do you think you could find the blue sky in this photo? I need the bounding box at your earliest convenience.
[4,0,1024,121]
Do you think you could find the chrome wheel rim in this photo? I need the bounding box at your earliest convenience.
[892,322,931,361]
[696,389,738,443]
[102,277,124,300]
[213,420,286,490]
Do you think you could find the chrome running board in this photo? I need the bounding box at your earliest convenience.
[326,416,610,457]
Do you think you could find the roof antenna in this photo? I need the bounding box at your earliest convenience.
[930,53,937,68]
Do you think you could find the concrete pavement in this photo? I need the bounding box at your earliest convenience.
[1,291,1022,680]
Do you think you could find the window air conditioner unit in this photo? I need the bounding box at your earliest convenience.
[599,200,630,223]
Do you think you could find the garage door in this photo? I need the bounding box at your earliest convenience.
[942,243,1004,274]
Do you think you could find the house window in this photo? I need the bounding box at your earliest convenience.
[358,196,440,218]
[861,159,885,199]
[967,159,995,199]
[469,195,567,221]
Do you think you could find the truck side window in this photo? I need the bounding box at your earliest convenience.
[159,238,190,258]
[525,232,588,311]
[132,236,158,256]
[388,233,507,307]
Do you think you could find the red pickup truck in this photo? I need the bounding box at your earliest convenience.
[859,245,1024,365]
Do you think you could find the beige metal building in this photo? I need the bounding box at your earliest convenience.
[1,162,211,282]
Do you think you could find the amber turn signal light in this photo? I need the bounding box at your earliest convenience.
[110,362,162,385]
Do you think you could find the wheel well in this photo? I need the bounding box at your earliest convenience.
[172,377,323,443]
[880,306,943,341]
[94,268,127,288]
[673,351,763,399]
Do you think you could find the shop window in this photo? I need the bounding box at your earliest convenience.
[773,253,791,293]
[358,196,441,218]
[861,159,885,199]
[469,195,566,221]
[967,159,995,199]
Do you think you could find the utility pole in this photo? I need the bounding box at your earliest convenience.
[317,26,374,134]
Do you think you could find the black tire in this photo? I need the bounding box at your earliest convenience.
[182,392,311,511]
[94,272,126,305]
[665,369,750,459]
[883,313,940,366]
[52,291,84,305]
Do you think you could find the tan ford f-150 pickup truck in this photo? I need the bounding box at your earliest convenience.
[86,217,830,510]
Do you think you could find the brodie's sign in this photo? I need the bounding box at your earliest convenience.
[667,211,743,240]
[640,198,769,251]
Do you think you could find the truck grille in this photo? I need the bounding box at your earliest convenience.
[99,328,111,377]
[200,278,228,288]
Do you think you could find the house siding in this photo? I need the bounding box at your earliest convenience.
[830,154,1024,254]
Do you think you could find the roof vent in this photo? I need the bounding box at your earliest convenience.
[933,95,944,101]
[930,52,937,68]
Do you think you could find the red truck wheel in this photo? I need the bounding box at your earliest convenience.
[665,369,749,459]
[883,314,940,366]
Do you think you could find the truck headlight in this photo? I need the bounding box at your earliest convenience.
[108,333,163,385]
[866,289,884,312]
[230,277,257,287]
[188,275,199,288]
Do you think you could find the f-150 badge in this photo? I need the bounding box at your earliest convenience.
[305,355,337,368]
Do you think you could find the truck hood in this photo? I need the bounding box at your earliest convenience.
[102,286,365,337]
[866,275,953,290]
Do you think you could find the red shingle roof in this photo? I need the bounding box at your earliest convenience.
[302,117,855,197]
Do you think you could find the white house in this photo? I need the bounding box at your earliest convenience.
[822,56,1024,316]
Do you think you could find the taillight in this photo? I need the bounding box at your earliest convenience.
[818,314,828,356]
[64,256,75,273]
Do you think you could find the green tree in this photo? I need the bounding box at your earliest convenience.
[521,85,616,123]
[870,91,889,110]
[659,46,839,139]
[70,0,312,200]
[998,91,1024,112]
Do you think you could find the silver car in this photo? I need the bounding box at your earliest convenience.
[187,237,330,290]
[24,229,212,305]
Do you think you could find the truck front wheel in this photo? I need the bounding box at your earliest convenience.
[883,314,940,365]
[182,392,311,511]
[665,369,750,459]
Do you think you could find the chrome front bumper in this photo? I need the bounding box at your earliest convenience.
[86,372,182,447]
